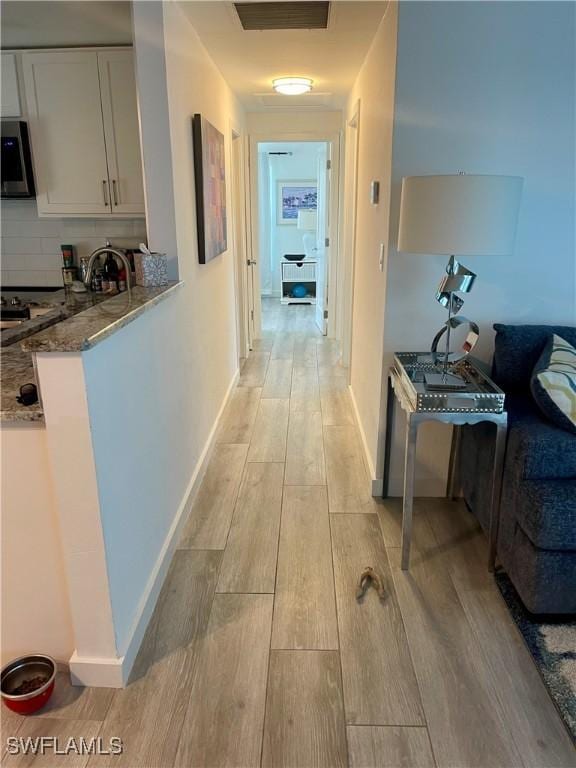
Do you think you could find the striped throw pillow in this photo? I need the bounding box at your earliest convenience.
[531,334,576,434]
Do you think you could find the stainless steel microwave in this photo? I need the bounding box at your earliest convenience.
[1,120,35,198]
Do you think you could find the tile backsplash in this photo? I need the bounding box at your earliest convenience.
[1,200,147,287]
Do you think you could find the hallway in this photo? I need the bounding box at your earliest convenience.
[3,302,574,767]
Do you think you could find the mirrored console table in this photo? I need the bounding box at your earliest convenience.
[382,353,507,571]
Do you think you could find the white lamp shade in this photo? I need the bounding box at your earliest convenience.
[297,209,317,230]
[397,174,523,256]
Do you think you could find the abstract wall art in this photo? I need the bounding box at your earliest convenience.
[192,114,227,263]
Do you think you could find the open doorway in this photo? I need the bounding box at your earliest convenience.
[254,140,334,336]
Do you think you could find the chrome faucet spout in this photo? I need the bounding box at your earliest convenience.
[84,246,132,300]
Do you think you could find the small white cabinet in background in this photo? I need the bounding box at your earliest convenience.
[281,259,317,305]
[22,49,144,217]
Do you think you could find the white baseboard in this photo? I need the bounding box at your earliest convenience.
[69,653,124,688]
[371,477,384,496]
[70,369,240,688]
[348,384,382,498]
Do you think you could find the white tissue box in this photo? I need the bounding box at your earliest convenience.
[134,251,169,287]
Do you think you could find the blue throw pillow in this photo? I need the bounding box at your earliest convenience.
[530,334,576,434]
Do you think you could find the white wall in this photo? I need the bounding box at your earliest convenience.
[1,423,74,665]
[80,0,243,656]
[383,0,576,495]
[82,291,196,654]
[258,144,323,296]
[247,111,343,136]
[1,1,132,48]
[345,2,398,486]
[1,200,145,287]
[163,0,244,417]
[132,1,178,280]
[258,152,272,294]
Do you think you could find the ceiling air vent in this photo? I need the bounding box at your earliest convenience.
[234,2,330,30]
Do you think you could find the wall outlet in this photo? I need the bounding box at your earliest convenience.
[379,242,386,271]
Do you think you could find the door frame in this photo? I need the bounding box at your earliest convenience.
[247,130,342,339]
[230,125,251,361]
[340,100,361,371]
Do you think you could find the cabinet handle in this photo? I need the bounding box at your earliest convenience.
[112,179,118,207]
[102,180,109,206]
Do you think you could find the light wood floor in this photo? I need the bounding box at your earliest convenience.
[4,300,575,767]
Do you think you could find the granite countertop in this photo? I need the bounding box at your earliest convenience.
[22,282,183,353]
[2,282,183,422]
[1,346,43,422]
[1,289,110,347]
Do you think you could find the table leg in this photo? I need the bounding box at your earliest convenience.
[382,376,394,498]
[446,425,462,499]
[488,420,507,571]
[401,416,418,570]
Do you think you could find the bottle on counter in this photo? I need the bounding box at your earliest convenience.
[118,267,127,293]
[61,244,74,268]
[92,270,103,293]
[104,253,119,293]
[62,266,77,287]
[80,256,90,284]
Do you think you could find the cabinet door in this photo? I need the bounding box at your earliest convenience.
[22,51,111,216]
[1,54,21,117]
[98,51,145,216]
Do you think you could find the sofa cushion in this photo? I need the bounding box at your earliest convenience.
[531,334,576,434]
[503,522,576,613]
[516,478,576,550]
[492,324,576,392]
[506,395,576,480]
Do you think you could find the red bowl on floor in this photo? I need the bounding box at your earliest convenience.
[1,655,56,714]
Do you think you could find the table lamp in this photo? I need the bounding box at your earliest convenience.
[297,209,318,259]
[397,173,523,388]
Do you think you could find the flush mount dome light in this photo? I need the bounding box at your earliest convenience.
[272,77,313,95]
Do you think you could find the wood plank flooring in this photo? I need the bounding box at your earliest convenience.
[7,301,573,768]
[271,485,338,650]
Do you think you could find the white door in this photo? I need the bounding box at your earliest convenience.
[22,51,111,215]
[232,133,251,360]
[315,144,330,334]
[98,51,145,216]
[247,138,261,345]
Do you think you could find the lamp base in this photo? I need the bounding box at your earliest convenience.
[424,372,468,391]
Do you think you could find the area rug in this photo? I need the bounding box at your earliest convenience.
[495,570,576,742]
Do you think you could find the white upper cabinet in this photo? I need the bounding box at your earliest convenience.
[23,51,110,215]
[98,51,145,215]
[22,49,144,217]
[1,54,21,117]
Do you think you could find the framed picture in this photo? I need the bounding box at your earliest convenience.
[277,180,317,225]
[192,114,227,263]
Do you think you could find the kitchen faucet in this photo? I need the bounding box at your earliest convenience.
[84,242,132,300]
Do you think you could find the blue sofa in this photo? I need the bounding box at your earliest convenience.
[460,324,576,614]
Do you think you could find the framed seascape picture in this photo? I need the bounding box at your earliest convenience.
[277,180,317,225]
[192,114,227,263]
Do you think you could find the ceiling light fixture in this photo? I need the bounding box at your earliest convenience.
[272,77,313,96]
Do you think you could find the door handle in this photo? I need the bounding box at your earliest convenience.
[112,179,118,207]
[102,180,109,206]
[246,259,257,266]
